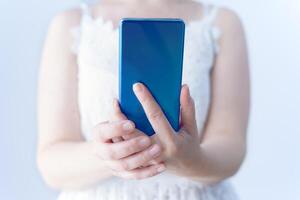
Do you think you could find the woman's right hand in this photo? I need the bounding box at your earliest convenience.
[91,117,166,180]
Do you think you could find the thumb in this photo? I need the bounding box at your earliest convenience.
[111,98,127,142]
[111,98,140,141]
[180,85,198,135]
[111,98,128,121]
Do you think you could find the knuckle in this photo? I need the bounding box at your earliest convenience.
[96,121,108,130]
[105,147,117,160]
[140,150,151,164]
[116,121,125,129]
[128,143,138,153]
[118,160,129,171]
[124,145,135,156]
[141,169,156,179]
[149,109,163,121]
[119,172,130,179]
[129,173,140,180]
[140,153,148,164]
[129,138,140,149]
[122,139,139,156]
[125,136,146,154]
[130,171,144,180]
[167,143,179,156]
[110,122,121,134]
[111,161,121,171]
[106,164,118,176]
[149,169,158,178]
[134,174,143,180]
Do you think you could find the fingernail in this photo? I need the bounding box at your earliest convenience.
[157,164,166,173]
[133,83,143,93]
[139,137,150,147]
[123,121,133,131]
[149,145,161,157]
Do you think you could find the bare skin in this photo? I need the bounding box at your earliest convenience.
[37,0,250,190]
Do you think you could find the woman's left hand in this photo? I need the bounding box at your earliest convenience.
[131,83,202,178]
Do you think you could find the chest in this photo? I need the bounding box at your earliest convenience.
[75,19,216,137]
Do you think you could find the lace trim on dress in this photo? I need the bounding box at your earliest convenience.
[70,3,222,55]
[206,5,221,54]
[57,179,238,200]
[70,3,94,54]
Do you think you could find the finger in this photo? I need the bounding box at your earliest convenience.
[111,98,128,121]
[116,163,166,180]
[111,98,131,142]
[111,99,124,142]
[121,129,145,140]
[110,123,146,142]
[112,137,124,143]
[180,84,198,135]
[112,96,150,143]
[142,157,162,167]
[103,136,151,160]
[94,120,135,142]
[120,144,162,170]
[112,127,147,144]
[132,83,174,142]
[149,156,163,165]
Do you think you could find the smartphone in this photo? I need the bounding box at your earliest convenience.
[119,18,185,136]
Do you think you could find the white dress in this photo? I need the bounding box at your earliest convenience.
[58,3,239,200]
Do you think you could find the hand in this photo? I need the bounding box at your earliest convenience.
[132,83,202,178]
[110,99,163,167]
[91,107,166,180]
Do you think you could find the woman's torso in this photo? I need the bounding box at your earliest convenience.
[58,2,238,200]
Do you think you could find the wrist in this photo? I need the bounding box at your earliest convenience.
[169,145,203,179]
[183,144,225,184]
[183,145,204,178]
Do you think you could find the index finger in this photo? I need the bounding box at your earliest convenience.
[132,83,174,142]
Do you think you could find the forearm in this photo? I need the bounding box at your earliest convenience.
[37,141,112,190]
[187,135,246,184]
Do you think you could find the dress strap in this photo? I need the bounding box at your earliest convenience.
[202,4,219,25]
[80,2,92,19]
[70,2,92,54]
[202,4,221,55]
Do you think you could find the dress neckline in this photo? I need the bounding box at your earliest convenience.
[82,14,208,34]
[80,3,218,33]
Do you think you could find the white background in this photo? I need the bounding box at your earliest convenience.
[0,0,299,199]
